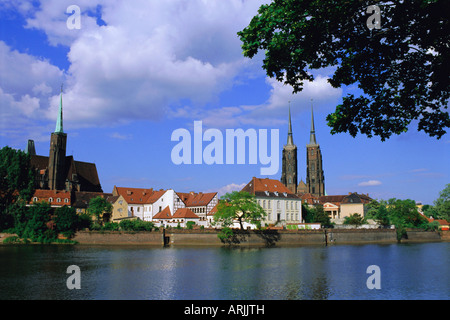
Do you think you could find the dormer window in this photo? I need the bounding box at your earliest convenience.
[283,192,287,197]
[264,191,269,196]
[48,197,53,203]
[57,198,61,203]
[274,191,278,196]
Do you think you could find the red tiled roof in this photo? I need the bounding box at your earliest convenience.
[31,189,71,206]
[172,208,199,219]
[113,186,166,204]
[242,177,294,194]
[153,206,172,219]
[176,191,217,207]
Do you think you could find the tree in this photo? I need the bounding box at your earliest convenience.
[311,205,332,227]
[433,184,450,221]
[238,0,449,140]
[302,203,331,226]
[387,198,427,239]
[366,199,391,226]
[0,146,35,230]
[88,196,113,226]
[214,191,266,230]
[14,202,54,243]
[54,205,79,237]
[344,213,366,226]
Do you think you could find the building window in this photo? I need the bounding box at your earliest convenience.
[268,201,271,209]
[48,197,53,203]
[33,197,38,202]
[64,198,69,203]
[263,200,266,208]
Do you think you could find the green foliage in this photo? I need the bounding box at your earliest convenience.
[102,222,120,231]
[54,205,79,238]
[366,200,391,226]
[303,204,332,227]
[0,146,35,231]
[217,227,234,242]
[213,191,266,230]
[433,184,450,222]
[14,202,54,243]
[344,213,366,226]
[88,196,113,225]
[186,221,195,230]
[118,219,155,231]
[77,212,93,230]
[238,0,449,140]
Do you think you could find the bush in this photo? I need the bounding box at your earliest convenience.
[54,206,79,237]
[343,213,366,226]
[119,219,155,231]
[186,221,195,229]
[102,222,120,231]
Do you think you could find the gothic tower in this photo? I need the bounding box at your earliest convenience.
[306,104,325,197]
[48,87,67,190]
[281,104,298,194]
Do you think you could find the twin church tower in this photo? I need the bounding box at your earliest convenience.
[280,103,325,197]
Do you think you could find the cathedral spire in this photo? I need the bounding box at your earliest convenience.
[309,100,317,145]
[55,84,64,134]
[287,101,294,146]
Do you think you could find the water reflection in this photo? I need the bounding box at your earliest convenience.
[0,243,449,300]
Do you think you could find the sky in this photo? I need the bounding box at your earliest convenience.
[0,0,448,205]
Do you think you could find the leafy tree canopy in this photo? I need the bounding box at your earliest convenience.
[0,146,35,230]
[433,183,450,221]
[88,196,113,225]
[214,191,266,230]
[238,0,449,140]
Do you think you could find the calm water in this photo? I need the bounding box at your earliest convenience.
[0,242,449,300]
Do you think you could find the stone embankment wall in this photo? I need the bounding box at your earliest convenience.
[73,230,164,245]
[4,229,448,246]
[71,228,433,246]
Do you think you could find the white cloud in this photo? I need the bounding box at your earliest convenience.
[0,41,64,145]
[33,0,268,128]
[215,182,247,197]
[109,132,132,140]
[171,74,342,128]
[358,180,382,187]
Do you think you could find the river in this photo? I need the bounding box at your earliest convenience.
[0,242,448,300]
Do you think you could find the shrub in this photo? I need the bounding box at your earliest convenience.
[186,221,195,230]
[102,222,120,231]
[119,219,155,231]
[343,213,366,226]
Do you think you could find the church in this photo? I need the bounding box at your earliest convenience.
[27,88,103,193]
[280,103,325,198]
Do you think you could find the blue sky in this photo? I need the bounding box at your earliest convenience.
[0,0,448,205]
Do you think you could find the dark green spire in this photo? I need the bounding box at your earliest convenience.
[55,85,64,133]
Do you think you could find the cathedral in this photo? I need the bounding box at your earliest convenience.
[281,103,325,198]
[27,88,103,193]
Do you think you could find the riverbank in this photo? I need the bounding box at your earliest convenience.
[70,228,450,246]
[2,229,448,246]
